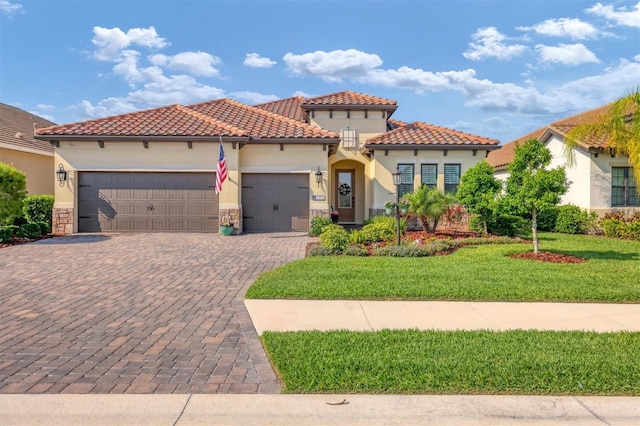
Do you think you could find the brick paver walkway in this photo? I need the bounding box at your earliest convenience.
[0,232,309,394]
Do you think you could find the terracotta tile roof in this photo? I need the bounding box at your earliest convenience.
[365,121,499,148]
[486,101,627,169]
[0,103,56,153]
[36,104,247,138]
[548,103,615,149]
[302,90,398,109]
[486,127,546,169]
[254,96,308,122]
[387,118,407,131]
[188,98,338,140]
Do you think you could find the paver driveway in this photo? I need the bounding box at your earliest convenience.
[0,232,309,394]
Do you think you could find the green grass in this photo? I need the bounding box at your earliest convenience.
[263,329,640,395]
[246,233,640,302]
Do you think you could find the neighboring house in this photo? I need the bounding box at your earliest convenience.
[35,91,499,234]
[486,103,638,215]
[0,103,56,195]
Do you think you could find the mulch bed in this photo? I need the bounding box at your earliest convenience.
[508,251,587,264]
[310,229,588,264]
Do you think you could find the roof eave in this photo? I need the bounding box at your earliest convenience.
[35,135,249,142]
[301,104,398,112]
[364,143,500,150]
[248,137,340,144]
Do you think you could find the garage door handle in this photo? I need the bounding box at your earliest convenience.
[147,204,155,211]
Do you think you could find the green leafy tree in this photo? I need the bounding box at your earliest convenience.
[0,163,27,226]
[506,140,569,253]
[457,161,501,235]
[404,186,456,233]
[565,89,640,187]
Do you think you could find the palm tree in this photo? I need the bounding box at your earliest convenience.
[404,186,456,233]
[565,89,640,186]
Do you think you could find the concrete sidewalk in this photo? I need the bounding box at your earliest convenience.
[1,394,638,425]
[245,300,640,334]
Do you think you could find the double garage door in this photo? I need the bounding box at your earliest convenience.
[78,172,218,232]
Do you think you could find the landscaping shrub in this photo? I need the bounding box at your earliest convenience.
[348,229,367,244]
[318,225,350,254]
[0,226,13,243]
[343,245,369,256]
[555,204,588,234]
[34,221,50,235]
[0,163,27,226]
[16,222,42,239]
[600,218,626,239]
[309,216,333,236]
[536,206,559,232]
[308,245,332,256]
[374,242,450,257]
[599,212,640,241]
[22,195,54,228]
[361,222,395,243]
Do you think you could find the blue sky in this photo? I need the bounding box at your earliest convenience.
[1,0,638,143]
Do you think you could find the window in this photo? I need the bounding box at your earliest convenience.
[397,164,414,198]
[341,128,357,149]
[421,164,437,189]
[444,164,461,194]
[612,167,639,207]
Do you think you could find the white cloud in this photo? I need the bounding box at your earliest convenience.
[283,49,383,82]
[535,43,600,65]
[0,0,22,15]
[292,90,313,98]
[35,104,55,110]
[587,1,640,28]
[231,91,279,104]
[463,27,527,61]
[149,51,220,76]
[517,18,601,39]
[243,53,276,68]
[91,26,168,61]
[80,98,139,118]
[364,67,472,92]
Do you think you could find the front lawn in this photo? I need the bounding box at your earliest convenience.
[264,329,640,395]
[246,233,640,302]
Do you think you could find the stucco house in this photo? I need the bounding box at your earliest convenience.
[0,103,56,195]
[486,103,638,215]
[35,91,499,234]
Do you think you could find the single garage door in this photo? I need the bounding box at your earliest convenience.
[78,172,218,232]
[242,173,309,232]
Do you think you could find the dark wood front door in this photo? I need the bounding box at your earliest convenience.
[335,170,355,222]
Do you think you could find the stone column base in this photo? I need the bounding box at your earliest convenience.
[52,208,74,235]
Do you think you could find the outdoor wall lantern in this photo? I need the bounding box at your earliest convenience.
[392,169,402,246]
[315,166,323,187]
[56,163,67,186]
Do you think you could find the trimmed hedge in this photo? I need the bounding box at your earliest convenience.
[22,195,54,228]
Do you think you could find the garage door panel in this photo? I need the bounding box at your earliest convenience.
[78,172,218,233]
[242,173,309,232]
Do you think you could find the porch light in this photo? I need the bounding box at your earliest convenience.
[56,164,67,186]
[315,166,323,186]
[392,169,402,246]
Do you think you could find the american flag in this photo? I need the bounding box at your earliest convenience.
[215,137,227,194]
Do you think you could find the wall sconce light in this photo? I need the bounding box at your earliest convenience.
[315,166,323,187]
[56,163,67,186]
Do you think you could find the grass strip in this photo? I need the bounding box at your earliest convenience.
[263,329,640,395]
[246,234,640,302]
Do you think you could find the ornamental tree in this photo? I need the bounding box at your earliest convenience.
[0,162,27,226]
[457,161,501,235]
[404,186,456,233]
[505,139,569,253]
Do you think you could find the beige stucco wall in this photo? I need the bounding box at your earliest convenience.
[0,147,54,195]
[54,140,331,231]
[371,149,489,209]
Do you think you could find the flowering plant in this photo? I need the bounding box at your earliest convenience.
[220,220,234,227]
[385,201,396,209]
[330,211,339,217]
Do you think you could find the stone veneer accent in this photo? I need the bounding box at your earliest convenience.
[219,208,242,234]
[52,208,74,235]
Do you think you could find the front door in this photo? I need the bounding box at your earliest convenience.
[335,170,355,222]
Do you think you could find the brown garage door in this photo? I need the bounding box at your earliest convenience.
[78,172,218,232]
[242,173,309,232]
